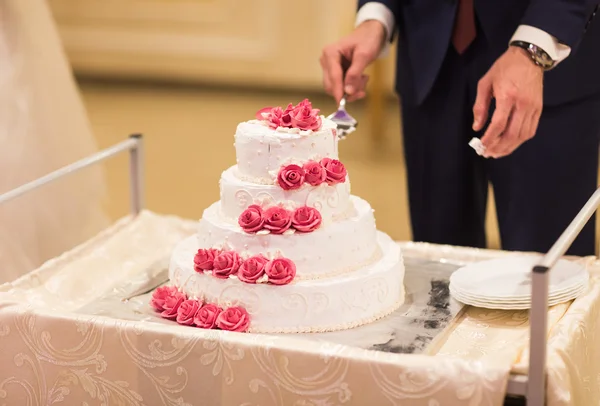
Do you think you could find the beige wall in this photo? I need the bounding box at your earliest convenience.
[49,0,396,93]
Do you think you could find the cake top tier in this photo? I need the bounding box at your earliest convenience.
[235,99,339,183]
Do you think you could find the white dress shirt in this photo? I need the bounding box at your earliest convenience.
[355,2,572,64]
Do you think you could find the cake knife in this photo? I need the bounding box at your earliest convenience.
[327,95,358,140]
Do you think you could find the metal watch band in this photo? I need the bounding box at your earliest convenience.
[509,40,555,71]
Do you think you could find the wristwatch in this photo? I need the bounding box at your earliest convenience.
[509,40,556,71]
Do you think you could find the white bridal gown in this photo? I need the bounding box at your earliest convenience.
[0,0,109,283]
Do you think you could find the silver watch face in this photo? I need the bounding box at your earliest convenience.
[528,44,555,69]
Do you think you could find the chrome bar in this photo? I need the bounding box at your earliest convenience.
[129,134,144,215]
[0,137,142,207]
[527,269,550,406]
[538,188,600,269]
[527,187,600,406]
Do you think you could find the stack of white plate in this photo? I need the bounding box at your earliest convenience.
[449,256,589,310]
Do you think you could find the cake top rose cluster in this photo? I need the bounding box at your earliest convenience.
[255,99,322,131]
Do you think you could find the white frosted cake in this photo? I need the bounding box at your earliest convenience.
[151,99,405,333]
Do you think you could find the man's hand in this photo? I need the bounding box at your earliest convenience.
[320,20,386,103]
[472,46,544,158]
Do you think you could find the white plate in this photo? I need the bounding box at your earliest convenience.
[450,283,587,309]
[450,294,585,310]
[449,280,587,303]
[449,255,588,299]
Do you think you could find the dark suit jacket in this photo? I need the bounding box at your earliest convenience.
[359,0,600,106]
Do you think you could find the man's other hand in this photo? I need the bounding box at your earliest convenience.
[473,46,544,158]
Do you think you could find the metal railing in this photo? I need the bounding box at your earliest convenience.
[0,134,144,214]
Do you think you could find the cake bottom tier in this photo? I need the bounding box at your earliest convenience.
[169,232,405,333]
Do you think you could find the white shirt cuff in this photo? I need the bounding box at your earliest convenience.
[355,2,395,58]
[510,25,572,65]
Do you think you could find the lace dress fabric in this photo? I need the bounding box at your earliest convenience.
[0,0,108,283]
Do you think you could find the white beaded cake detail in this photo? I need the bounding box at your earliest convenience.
[151,99,406,333]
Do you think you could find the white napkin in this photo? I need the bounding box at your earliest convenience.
[468,137,487,156]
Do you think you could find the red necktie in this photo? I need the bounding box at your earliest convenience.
[452,0,476,54]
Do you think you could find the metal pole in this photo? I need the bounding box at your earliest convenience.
[129,134,145,215]
[0,138,138,205]
[527,187,600,405]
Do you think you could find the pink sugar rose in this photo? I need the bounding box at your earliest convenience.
[276,105,295,128]
[216,306,251,332]
[160,290,187,320]
[302,161,327,186]
[255,105,293,129]
[265,107,285,129]
[277,164,305,190]
[296,99,312,109]
[320,157,347,185]
[194,248,219,272]
[150,285,178,311]
[238,254,269,284]
[213,251,242,279]
[176,299,202,326]
[263,206,292,234]
[238,204,264,233]
[265,257,296,285]
[292,206,322,233]
[290,100,322,131]
[283,103,294,114]
[194,303,223,329]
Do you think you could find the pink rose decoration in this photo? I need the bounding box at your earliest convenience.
[283,103,294,116]
[277,105,295,128]
[160,290,186,320]
[194,248,219,272]
[296,99,312,109]
[265,257,296,285]
[238,204,264,233]
[194,303,223,329]
[320,157,347,185]
[216,306,251,332]
[266,107,284,129]
[277,164,305,190]
[255,105,293,129]
[263,206,292,234]
[265,107,284,129]
[302,161,327,186]
[213,251,242,279]
[176,299,202,326]
[292,206,322,232]
[238,255,269,284]
[290,99,321,131]
[150,285,178,311]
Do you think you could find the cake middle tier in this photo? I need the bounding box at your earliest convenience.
[198,196,380,280]
[219,165,353,223]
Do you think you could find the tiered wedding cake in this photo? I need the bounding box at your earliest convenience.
[151,99,405,333]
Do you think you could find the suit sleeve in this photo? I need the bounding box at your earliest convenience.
[521,1,599,49]
[357,0,399,14]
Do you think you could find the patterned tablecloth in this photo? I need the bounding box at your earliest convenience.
[0,211,598,406]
